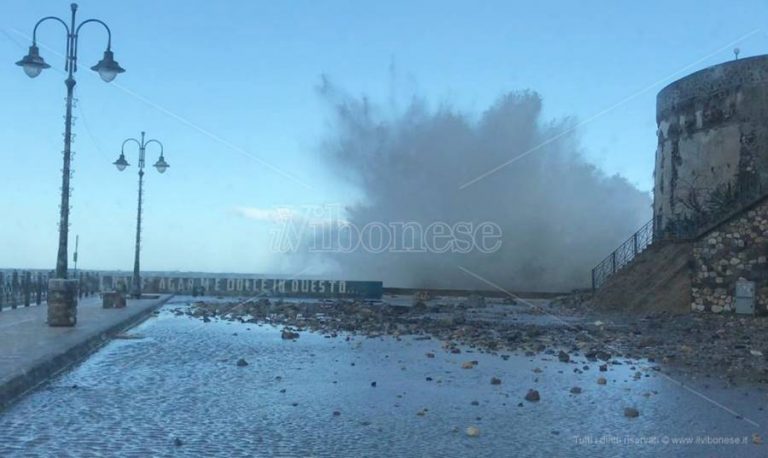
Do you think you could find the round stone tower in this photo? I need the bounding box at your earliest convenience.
[654,55,768,236]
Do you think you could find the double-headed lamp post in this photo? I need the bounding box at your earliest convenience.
[114,132,169,298]
[16,3,125,327]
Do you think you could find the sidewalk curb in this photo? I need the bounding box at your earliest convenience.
[0,295,174,412]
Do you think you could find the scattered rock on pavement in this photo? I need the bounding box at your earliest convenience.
[623,407,640,418]
[525,389,540,402]
[186,294,768,385]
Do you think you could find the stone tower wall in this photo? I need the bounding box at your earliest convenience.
[654,55,768,236]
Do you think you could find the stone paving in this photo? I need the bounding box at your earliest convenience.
[0,294,172,410]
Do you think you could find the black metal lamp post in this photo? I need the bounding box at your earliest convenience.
[17,3,125,326]
[114,132,169,298]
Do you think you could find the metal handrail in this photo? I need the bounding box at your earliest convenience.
[591,180,768,291]
[591,219,654,290]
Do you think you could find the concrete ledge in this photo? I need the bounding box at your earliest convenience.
[0,294,173,412]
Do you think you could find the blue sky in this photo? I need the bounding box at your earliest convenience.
[1,0,767,273]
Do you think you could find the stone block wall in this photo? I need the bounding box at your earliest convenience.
[691,198,768,313]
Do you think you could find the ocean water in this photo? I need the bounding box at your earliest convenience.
[0,299,765,457]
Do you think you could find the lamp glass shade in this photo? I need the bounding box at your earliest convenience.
[153,156,169,174]
[91,50,125,83]
[98,68,118,83]
[113,154,129,171]
[15,45,50,79]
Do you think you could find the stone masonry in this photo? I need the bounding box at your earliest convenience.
[654,55,768,235]
[691,197,768,313]
[47,278,78,326]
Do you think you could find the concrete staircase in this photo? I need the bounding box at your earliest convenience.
[590,240,693,314]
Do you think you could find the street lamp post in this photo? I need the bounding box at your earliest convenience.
[114,132,169,298]
[17,3,125,327]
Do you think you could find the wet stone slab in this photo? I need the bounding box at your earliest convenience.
[0,300,765,457]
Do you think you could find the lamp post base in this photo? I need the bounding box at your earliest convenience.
[47,279,78,327]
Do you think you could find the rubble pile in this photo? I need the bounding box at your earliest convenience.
[177,295,768,385]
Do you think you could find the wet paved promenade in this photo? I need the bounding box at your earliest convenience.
[0,294,172,410]
[0,297,764,457]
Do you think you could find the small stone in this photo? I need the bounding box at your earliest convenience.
[236,358,248,367]
[753,433,762,444]
[470,400,479,406]
[490,377,502,385]
[624,407,639,418]
[596,351,611,361]
[174,438,183,447]
[599,364,608,372]
[426,352,435,358]
[570,387,582,394]
[371,381,377,387]
[333,411,341,416]
[524,389,540,402]
[558,351,570,363]
[416,409,427,416]
[597,377,607,385]
[426,377,433,382]
[466,426,481,437]
[281,329,300,340]
[461,361,476,369]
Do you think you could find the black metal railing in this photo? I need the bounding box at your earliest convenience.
[592,219,654,290]
[591,178,768,291]
[0,270,102,311]
[662,180,768,241]
[0,270,51,310]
